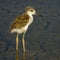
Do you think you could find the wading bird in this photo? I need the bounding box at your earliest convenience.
[9,6,37,52]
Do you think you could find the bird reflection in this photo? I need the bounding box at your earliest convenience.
[22,52,26,60]
[16,50,26,60]
[16,50,19,60]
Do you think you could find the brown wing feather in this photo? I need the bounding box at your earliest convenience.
[9,14,29,31]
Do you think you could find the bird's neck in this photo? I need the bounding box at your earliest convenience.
[27,12,33,19]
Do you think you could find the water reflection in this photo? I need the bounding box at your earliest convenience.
[16,50,19,60]
[22,52,26,60]
[16,49,36,60]
[16,50,26,60]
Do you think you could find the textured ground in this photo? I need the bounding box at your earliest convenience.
[0,0,60,60]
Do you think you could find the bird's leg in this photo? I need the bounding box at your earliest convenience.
[22,32,26,52]
[16,33,19,50]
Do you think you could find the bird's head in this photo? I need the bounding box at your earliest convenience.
[25,6,36,16]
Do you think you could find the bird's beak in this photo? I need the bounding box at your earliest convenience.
[35,13,39,16]
[36,13,44,17]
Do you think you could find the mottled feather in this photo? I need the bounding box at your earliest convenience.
[9,13,29,31]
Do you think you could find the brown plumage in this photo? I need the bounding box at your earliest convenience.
[9,13,29,31]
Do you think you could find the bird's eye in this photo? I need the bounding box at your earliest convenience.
[30,10,33,12]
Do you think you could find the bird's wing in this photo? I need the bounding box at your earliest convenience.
[9,14,29,30]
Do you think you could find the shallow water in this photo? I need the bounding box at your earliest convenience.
[0,0,60,60]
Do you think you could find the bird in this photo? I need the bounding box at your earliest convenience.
[9,6,37,52]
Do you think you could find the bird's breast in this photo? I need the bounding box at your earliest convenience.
[28,16,33,26]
